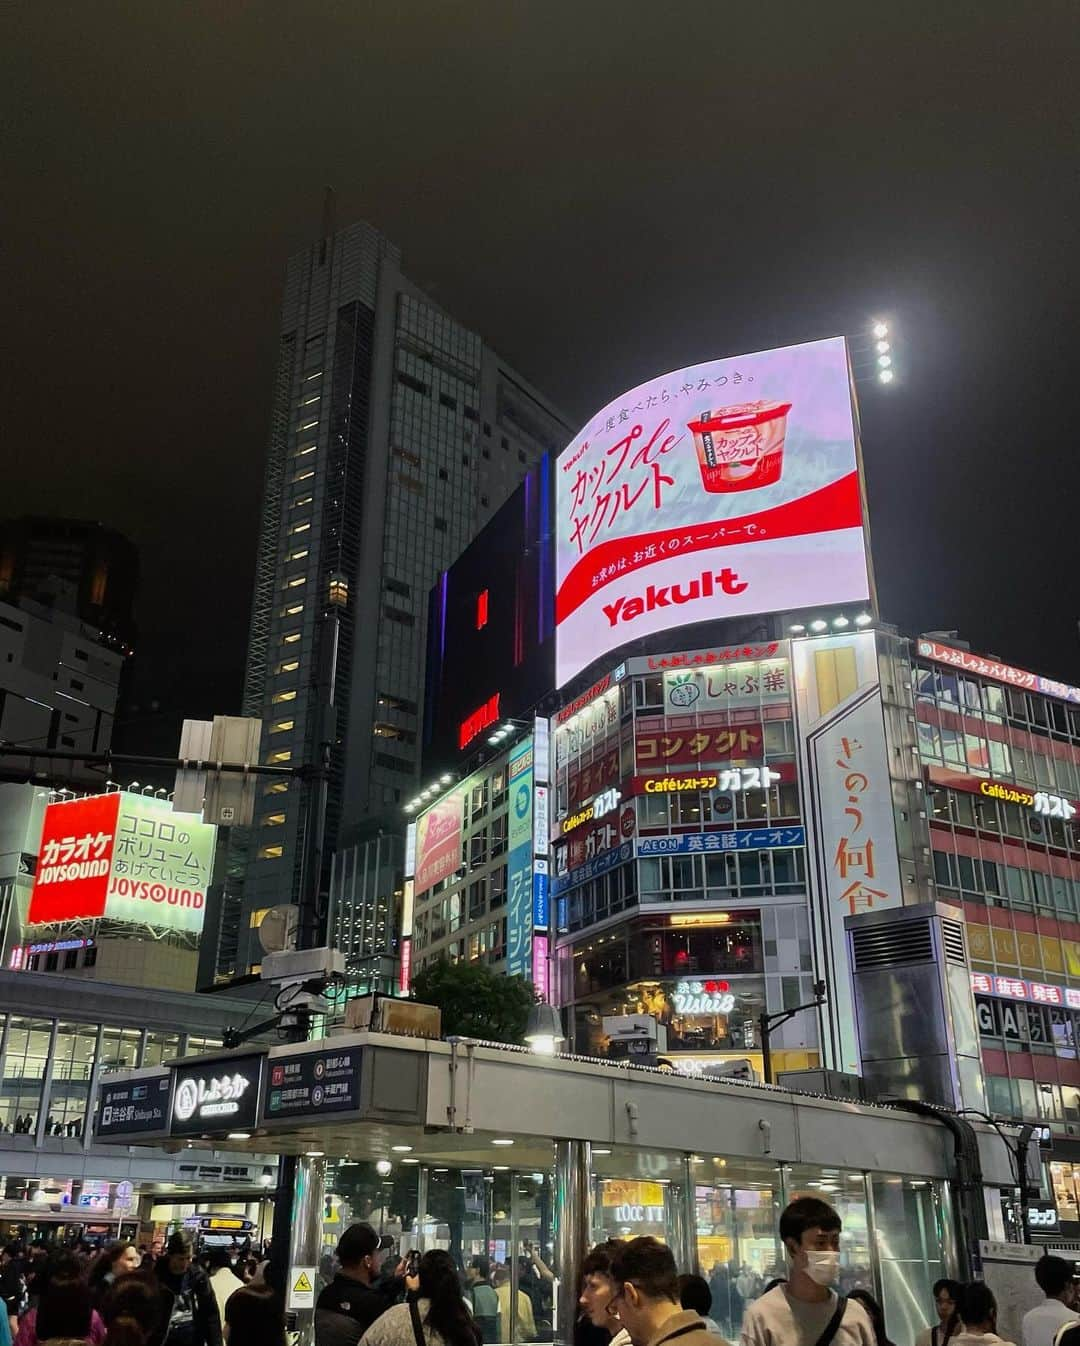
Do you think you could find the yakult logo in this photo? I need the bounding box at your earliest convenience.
[601,568,748,627]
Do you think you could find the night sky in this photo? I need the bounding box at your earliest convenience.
[4,3,1078,750]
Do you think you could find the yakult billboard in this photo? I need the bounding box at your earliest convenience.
[555,337,871,688]
[27,792,216,935]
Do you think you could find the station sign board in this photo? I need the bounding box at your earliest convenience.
[263,1046,362,1123]
[98,1072,172,1138]
[170,1054,264,1136]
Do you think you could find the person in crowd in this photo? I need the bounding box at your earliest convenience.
[739,1198,874,1346]
[493,1263,535,1341]
[202,1253,242,1327]
[951,1284,1014,1346]
[223,1287,286,1346]
[101,1277,165,1346]
[315,1223,395,1346]
[1,1246,25,1337]
[359,1250,480,1346]
[576,1240,628,1346]
[607,1238,727,1346]
[1021,1258,1077,1346]
[88,1247,141,1312]
[154,1233,221,1346]
[918,1282,965,1346]
[464,1258,499,1344]
[847,1292,894,1346]
[14,1255,104,1346]
[680,1277,725,1338]
[25,1247,51,1311]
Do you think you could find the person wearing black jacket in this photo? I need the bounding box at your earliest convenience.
[315,1223,395,1346]
[154,1233,222,1346]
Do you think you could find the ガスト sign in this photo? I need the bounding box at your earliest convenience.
[554,337,870,688]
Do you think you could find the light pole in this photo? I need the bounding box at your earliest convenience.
[758,981,827,1084]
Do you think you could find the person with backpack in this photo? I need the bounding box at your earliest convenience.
[464,1259,499,1345]
[153,1234,221,1346]
[739,1198,874,1346]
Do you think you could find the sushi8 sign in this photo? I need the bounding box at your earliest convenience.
[554,336,871,688]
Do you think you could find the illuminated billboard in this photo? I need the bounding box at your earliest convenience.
[413,789,464,899]
[555,337,870,688]
[27,792,216,935]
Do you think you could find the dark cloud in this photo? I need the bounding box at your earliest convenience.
[3,0,1078,741]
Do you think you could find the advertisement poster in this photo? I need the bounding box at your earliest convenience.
[28,792,216,935]
[555,337,870,688]
[506,740,534,978]
[413,790,464,899]
[663,655,791,716]
[793,631,902,1073]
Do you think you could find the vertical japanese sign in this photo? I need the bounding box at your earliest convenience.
[555,337,871,688]
[506,739,534,978]
[792,631,902,1073]
[28,792,216,935]
[413,790,464,899]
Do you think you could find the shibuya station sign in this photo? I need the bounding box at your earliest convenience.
[554,337,870,688]
[27,793,216,934]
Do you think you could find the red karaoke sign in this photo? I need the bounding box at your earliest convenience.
[27,794,121,924]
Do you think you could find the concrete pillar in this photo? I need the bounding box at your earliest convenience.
[288,1155,327,1346]
[554,1140,590,1346]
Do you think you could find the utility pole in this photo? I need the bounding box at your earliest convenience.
[758,981,827,1085]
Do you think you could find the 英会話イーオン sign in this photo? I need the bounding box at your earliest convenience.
[554,336,872,687]
[27,792,216,935]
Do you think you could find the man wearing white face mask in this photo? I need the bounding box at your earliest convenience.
[739,1199,875,1346]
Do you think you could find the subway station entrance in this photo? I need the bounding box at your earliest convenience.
[94,1032,1015,1346]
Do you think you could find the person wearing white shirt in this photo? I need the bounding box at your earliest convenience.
[1021,1256,1077,1346]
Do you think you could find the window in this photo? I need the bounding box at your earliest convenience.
[272,690,297,704]
[438,468,449,481]
[276,658,300,674]
[83,946,97,968]
[257,845,284,860]
[292,468,315,483]
[279,602,304,617]
[434,517,447,532]
[397,371,428,395]
[440,393,457,410]
[262,812,286,826]
[281,632,301,645]
[74,648,89,661]
[265,780,288,795]
[295,444,317,456]
[70,678,84,691]
[383,606,415,627]
[266,749,292,765]
[289,495,313,509]
[287,548,309,562]
[284,575,306,588]
[385,578,411,598]
[288,521,311,535]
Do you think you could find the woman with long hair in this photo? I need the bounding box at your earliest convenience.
[100,1277,163,1346]
[14,1256,104,1346]
[223,1288,285,1346]
[360,1250,481,1346]
[88,1248,141,1313]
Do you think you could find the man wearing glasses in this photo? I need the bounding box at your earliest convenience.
[606,1238,729,1346]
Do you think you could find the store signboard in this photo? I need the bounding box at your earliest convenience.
[98,1072,172,1138]
[506,739,534,978]
[552,841,633,897]
[635,723,764,770]
[971,971,1080,1009]
[637,827,804,856]
[263,1048,361,1122]
[917,639,1080,706]
[926,766,1078,818]
[27,792,215,934]
[554,337,869,687]
[170,1055,264,1136]
[663,658,791,715]
[793,631,903,1074]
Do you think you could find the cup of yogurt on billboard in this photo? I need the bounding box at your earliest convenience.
[688,399,792,492]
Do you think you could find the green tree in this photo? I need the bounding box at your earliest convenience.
[411,958,537,1044]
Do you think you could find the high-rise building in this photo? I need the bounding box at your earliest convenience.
[0,517,138,654]
[209,221,570,981]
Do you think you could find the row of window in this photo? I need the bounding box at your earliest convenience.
[914,662,1080,739]
[933,848,1080,917]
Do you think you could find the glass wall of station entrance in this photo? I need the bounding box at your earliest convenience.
[321,1145,955,1346]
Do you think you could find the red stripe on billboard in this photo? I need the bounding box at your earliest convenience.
[555,471,861,624]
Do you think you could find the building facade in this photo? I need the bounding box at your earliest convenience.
[0,597,124,788]
[211,220,569,982]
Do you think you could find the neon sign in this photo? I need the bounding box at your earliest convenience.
[458,693,500,750]
[673,979,735,1014]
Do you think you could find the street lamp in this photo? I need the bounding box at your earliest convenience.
[758,981,827,1084]
[524,1002,564,1055]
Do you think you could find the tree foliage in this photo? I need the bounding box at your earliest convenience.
[410,957,537,1044]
